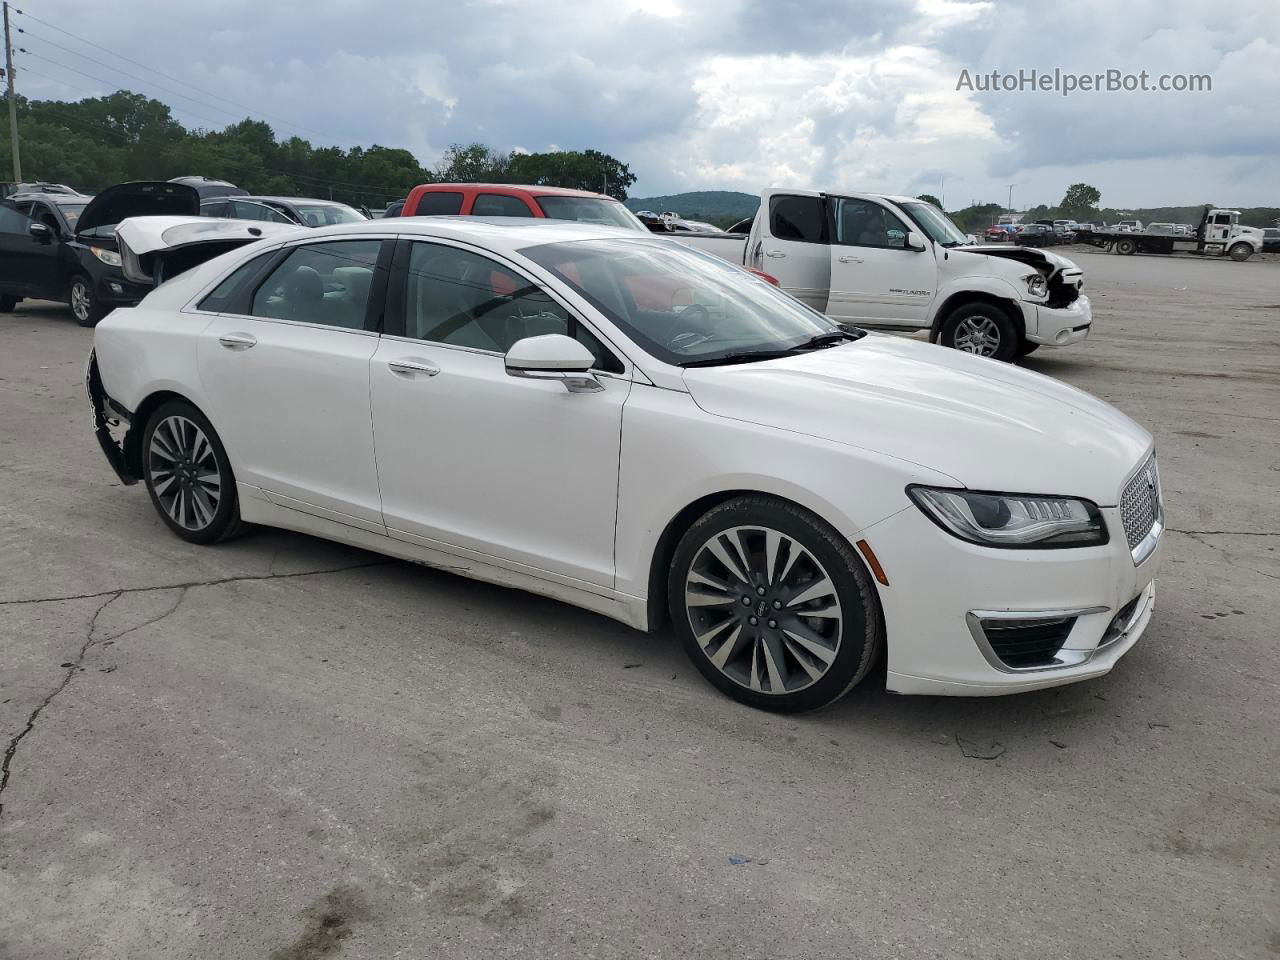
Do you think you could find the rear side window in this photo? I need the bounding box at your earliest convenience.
[411,192,463,216]
[769,195,826,244]
[198,252,278,312]
[0,202,31,234]
[472,194,534,217]
[250,240,383,330]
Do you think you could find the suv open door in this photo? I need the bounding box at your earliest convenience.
[746,188,831,313]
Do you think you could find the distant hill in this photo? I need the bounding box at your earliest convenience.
[625,190,759,227]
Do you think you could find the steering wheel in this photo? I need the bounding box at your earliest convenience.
[668,303,712,350]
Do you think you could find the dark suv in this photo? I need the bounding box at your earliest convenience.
[0,181,199,325]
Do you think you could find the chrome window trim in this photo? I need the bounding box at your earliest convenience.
[376,332,630,379]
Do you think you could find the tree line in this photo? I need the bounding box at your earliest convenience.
[0,90,638,207]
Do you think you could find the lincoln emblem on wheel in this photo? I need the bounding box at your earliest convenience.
[88,215,1162,711]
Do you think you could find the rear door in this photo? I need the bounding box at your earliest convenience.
[825,195,937,327]
[750,189,830,313]
[196,237,392,531]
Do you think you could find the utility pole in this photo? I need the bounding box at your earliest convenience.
[1007,183,1015,213]
[3,2,19,182]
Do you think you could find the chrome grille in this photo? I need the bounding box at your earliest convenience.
[1120,454,1161,552]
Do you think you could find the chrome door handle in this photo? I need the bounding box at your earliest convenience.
[838,255,864,264]
[387,358,440,377]
[218,333,257,350]
[765,250,786,258]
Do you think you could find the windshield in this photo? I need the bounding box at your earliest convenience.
[534,196,647,232]
[292,202,366,226]
[55,202,86,228]
[521,237,844,366]
[899,201,969,246]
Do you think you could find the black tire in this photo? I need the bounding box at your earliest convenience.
[667,495,883,713]
[1016,340,1040,357]
[0,294,18,312]
[1228,242,1252,263]
[938,301,1019,362]
[141,400,248,545]
[1115,238,1137,256]
[69,274,106,327]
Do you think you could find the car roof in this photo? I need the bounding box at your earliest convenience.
[294,215,652,253]
[7,191,88,205]
[239,196,352,206]
[417,183,619,200]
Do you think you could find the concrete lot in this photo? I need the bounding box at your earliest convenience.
[1,249,1278,959]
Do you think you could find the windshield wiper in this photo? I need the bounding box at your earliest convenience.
[680,329,866,367]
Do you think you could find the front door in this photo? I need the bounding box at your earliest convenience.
[370,239,630,588]
[0,202,62,298]
[749,189,831,314]
[826,196,938,328]
[196,237,390,532]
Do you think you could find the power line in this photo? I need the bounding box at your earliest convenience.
[19,50,234,129]
[13,7,346,144]
[19,29,252,125]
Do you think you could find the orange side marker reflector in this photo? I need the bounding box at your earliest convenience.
[856,539,890,586]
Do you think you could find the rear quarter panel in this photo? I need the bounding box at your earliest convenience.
[94,305,213,417]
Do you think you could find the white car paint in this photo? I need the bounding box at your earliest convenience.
[93,217,1161,701]
[678,188,1091,352]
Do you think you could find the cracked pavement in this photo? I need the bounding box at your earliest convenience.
[2,253,1279,959]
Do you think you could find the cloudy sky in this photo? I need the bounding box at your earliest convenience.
[15,0,1279,207]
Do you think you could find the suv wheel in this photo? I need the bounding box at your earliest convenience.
[70,275,105,327]
[939,302,1018,362]
[142,400,247,544]
[668,495,883,713]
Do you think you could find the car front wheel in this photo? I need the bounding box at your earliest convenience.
[1228,242,1252,262]
[70,275,106,327]
[142,400,247,544]
[668,495,883,713]
[939,303,1018,362]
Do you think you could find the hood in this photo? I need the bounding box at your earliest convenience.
[682,335,1151,505]
[953,244,1079,279]
[115,215,302,285]
[77,181,200,235]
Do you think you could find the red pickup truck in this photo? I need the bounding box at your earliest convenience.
[398,183,647,230]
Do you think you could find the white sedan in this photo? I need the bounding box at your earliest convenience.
[89,217,1164,712]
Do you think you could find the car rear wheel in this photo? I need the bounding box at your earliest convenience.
[1228,242,1252,262]
[939,302,1018,362]
[668,495,883,713]
[69,275,105,327]
[142,400,247,544]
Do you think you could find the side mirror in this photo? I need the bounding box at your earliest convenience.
[505,334,603,393]
[905,230,927,252]
[29,222,54,243]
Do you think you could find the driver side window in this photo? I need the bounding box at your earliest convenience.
[832,197,910,249]
[404,242,622,372]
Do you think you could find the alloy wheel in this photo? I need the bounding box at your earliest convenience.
[147,415,222,531]
[952,316,1002,356]
[70,281,91,323]
[683,525,842,695]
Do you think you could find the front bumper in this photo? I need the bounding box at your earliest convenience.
[95,273,153,307]
[1022,294,1091,347]
[865,500,1162,696]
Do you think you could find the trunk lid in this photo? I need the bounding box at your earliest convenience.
[115,215,301,286]
[76,181,201,236]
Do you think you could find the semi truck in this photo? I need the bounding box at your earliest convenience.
[1075,208,1263,261]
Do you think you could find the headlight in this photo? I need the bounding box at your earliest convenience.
[90,246,122,266]
[1024,273,1048,298]
[908,486,1108,548]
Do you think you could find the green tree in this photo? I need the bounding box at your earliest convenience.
[916,193,942,208]
[508,149,637,200]
[1059,183,1101,221]
[436,142,511,183]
